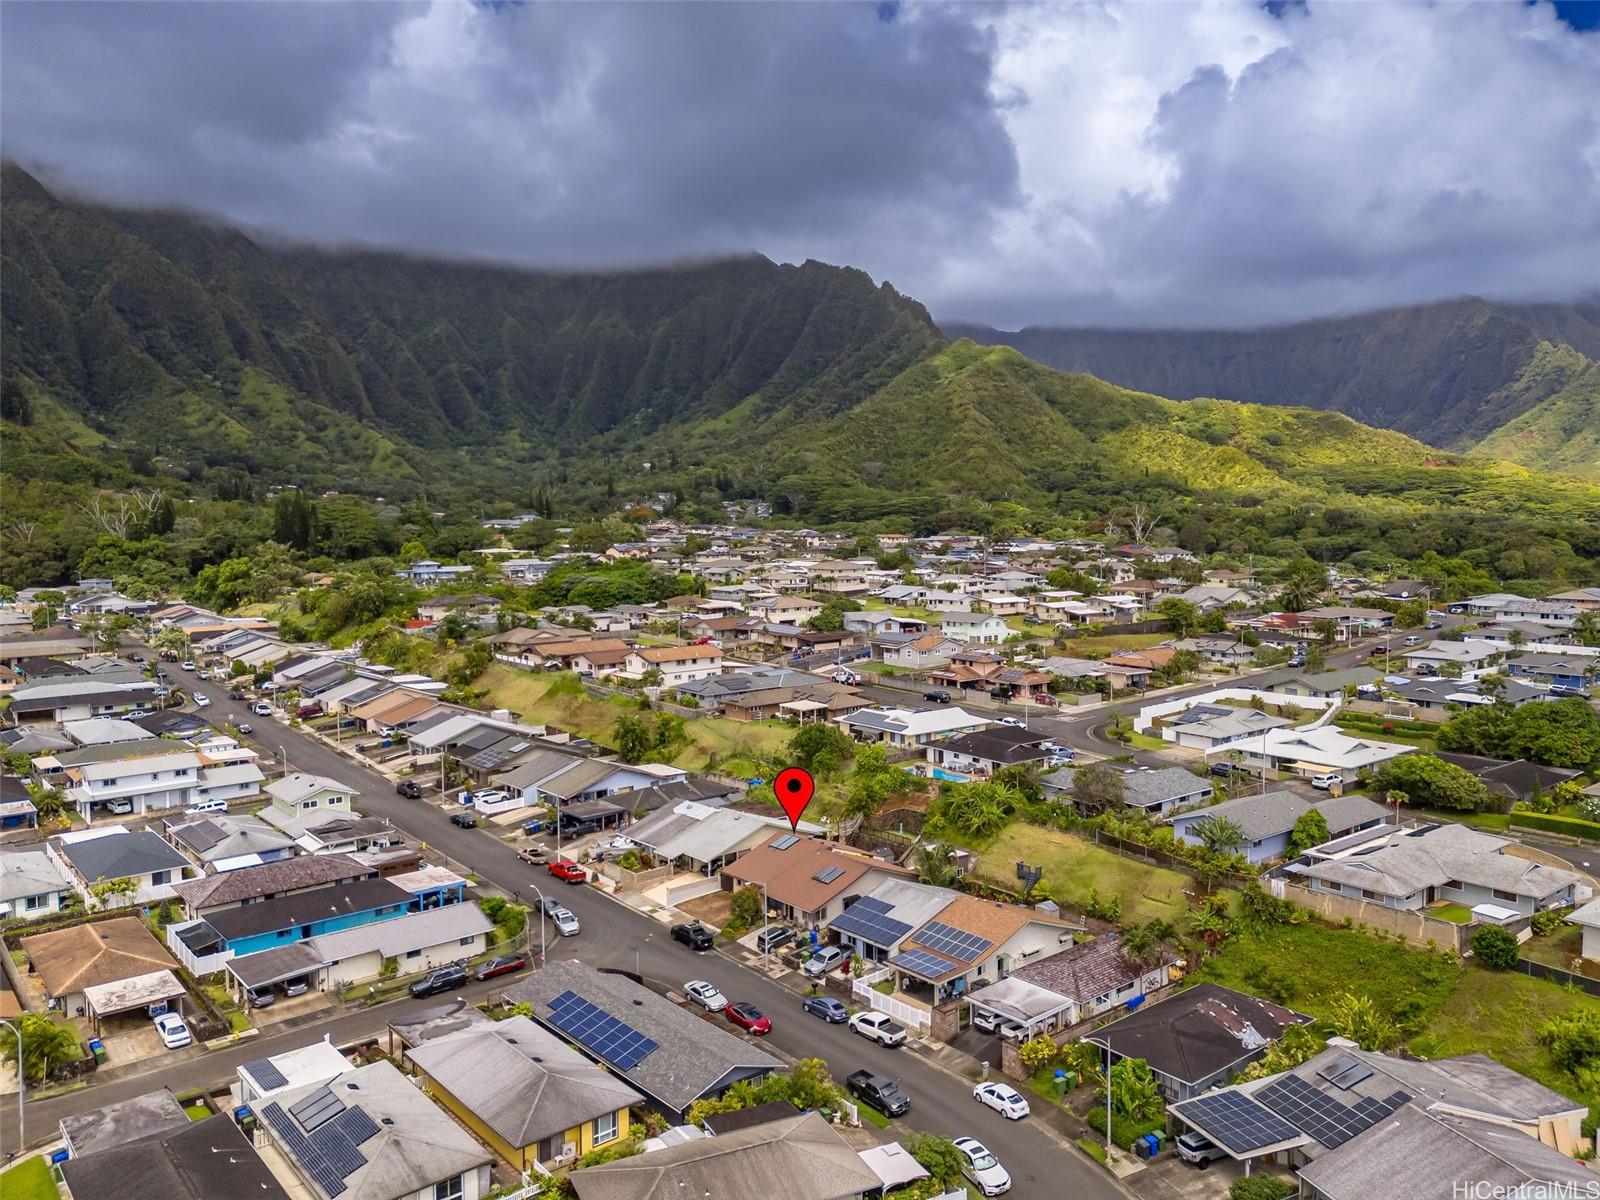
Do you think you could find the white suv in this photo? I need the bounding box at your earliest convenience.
[802,945,847,978]
[683,980,728,1012]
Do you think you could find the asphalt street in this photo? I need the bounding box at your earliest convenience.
[48,670,1129,1200]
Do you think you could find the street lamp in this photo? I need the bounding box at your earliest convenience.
[528,885,547,965]
[4,1021,20,1156]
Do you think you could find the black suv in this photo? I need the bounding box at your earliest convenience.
[671,922,714,951]
[923,690,951,703]
[396,779,423,799]
[409,965,469,998]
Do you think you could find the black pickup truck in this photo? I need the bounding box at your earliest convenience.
[671,922,714,951]
[846,1070,911,1118]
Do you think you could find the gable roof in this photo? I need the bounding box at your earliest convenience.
[170,852,374,910]
[0,849,72,903]
[55,829,189,881]
[202,877,410,941]
[1119,767,1213,809]
[505,961,780,1115]
[722,833,909,913]
[60,1113,290,1200]
[22,915,174,997]
[405,1017,643,1149]
[1086,983,1313,1085]
[264,773,358,805]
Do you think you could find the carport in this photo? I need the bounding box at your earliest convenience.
[225,941,325,1003]
[560,796,629,831]
[82,969,186,1032]
[965,975,1074,1037]
[1169,1090,1309,1176]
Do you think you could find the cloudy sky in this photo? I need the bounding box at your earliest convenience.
[3,0,1598,328]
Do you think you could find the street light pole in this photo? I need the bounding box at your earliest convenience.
[4,1021,21,1156]
[528,885,547,965]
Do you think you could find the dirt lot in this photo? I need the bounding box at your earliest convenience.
[679,889,734,928]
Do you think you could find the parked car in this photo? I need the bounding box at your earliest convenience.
[1403,634,1423,645]
[1426,620,1444,630]
[180,661,196,672]
[409,966,469,998]
[106,799,134,815]
[153,1012,192,1049]
[923,690,952,703]
[516,845,550,866]
[396,779,423,799]
[1209,762,1240,778]
[193,693,211,708]
[449,811,478,828]
[802,945,848,978]
[236,723,253,735]
[558,816,603,838]
[973,1081,1030,1120]
[726,1002,772,1035]
[971,1009,1004,1035]
[998,1020,1028,1042]
[671,922,714,951]
[245,988,276,1009]
[1175,1131,1228,1167]
[475,955,528,981]
[755,925,795,953]
[996,716,1027,729]
[802,995,849,1023]
[849,1012,907,1047]
[282,978,309,997]
[550,908,580,937]
[954,1137,1011,1196]
[228,689,246,701]
[1045,754,1073,768]
[548,859,587,883]
[295,703,322,719]
[251,701,273,716]
[683,980,728,1012]
[537,896,563,919]
[846,1070,910,1117]
[1310,772,1342,790]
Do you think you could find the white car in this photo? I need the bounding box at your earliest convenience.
[954,1137,1011,1196]
[1311,772,1342,790]
[683,980,728,1012]
[551,907,580,937]
[252,701,273,717]
[180,661,196,672]
[998,1020,1028,1042]
[153,1011,192,1049]
[973,1081,1031,1120]
[971,1009,1003,1035]
[996,717,1027,728]
[193,693,211,708]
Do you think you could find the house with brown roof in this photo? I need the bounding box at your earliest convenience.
[348,689,443,735]
[619,644,724,687]
[973,935,1176,1033]
[882,634,963,669]
[721,683,871,724]
[720,833,912,926]
[879,892,1079,1003]
[22,915,177,1014]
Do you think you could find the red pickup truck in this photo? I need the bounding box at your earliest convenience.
[548,860,587,883]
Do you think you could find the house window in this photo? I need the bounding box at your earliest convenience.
[434,1176,464,1200]
[24,895,46,911]
[1443,880,1463,890]
[1493,889,1519,902]
[151,870,170,886]
[1323,881,1341,892]
[407,949,422,959]
[1362,889,1382,901]
[302,799,319,810]
[459,936,475,946]
[593,1110,619,1145]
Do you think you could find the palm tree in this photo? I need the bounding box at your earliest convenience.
[916,842,960,888]
[1194,814,1247,854]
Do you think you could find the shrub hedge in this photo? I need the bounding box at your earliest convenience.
[1509,811,1600,841]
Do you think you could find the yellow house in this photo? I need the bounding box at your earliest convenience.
[405,1015,642,1170]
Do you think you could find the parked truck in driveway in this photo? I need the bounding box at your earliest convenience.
[848,1011,908,1047]
[846,1070,910,1117]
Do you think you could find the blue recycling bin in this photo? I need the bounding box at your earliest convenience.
[50,1150,70,1165]
[1143,1134,1160,1157]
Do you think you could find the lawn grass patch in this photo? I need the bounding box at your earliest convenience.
[1411,808,1512,832]
[1428,903,1473,925]
[185,1102,211,1120]
[1064,633,1170,656]
[971,824,1196,925]
[857,1103,891,1129]
[1076,1136,1109,1165]
[0,1156,56,1200]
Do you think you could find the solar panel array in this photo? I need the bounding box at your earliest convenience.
[244,1056,289,1092]
[260,1100,382,1199]
[548,989,660,1070]
[1256,1073,1412,1148]
[289,1087,346,1133]
[831,896,912,946]
[771,834,799,850]
[1175,1091,1301,1153]
[1316,1054,1374,1091]
[914,920,992,963]
[813,866,845,884]
[887,947,962,979]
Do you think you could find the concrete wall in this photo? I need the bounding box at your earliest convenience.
[594,861,674,891]
[1281,881,1468,953]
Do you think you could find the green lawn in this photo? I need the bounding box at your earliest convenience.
[185,1103,211,1120]
[0,1156,57,1200]
[1062,632,1171,657]
[1410,807,1512,832]
[970,824,1197,925]
[1522,927,1583,970]
[1428,903,1473,925]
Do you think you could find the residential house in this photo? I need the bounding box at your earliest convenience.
[877,893,1079,1003]
[1107,766,1213,817]
[50,827,197,906]
[1269,667,1385,698]
[918,589,976,612]
[618,645,724,686]
[60,1113,289,1200]
[1434,753,1583,805]
[1565,896,1600,964]
[969,935,1175,1036]
[748,595,825,625]
[1227,725,1415,783]
[1548,587,1600,612]
[1172,585,1256,611]
[6,677,162,725]
[1290,821,1580,916]
[939,611,1009,644]
[1502,652,1594,691]
[0,849,74,918]
[393,559,475,584]
[169,852,378,921]
[976,593,1030,617]
[803,560,872,594]
[836,705,991,749]
[1169,635,1255,666]
[841,611,927,636]
[505,961,781,1122]
[252,1059,493,1200]
[1300,606,1395,637]
[21,915,177,1016]
[180,876,413,958]
[569,1112,881,1200]
[720,833,912,927]
[1496,599,1579,627]
[881,634,964,669]
[1168,792,1389,864]
[57,1087,191,1157]
[405,1014,643,1170]
[925,727,1052,776]
[1084,982,1314,1101]
[262,773,358,822]
[720,684,870,724]
[1170,1045,1589,1198]
[1404,640,1501,675]
[162,812,299,873]
[621,801,822,875]
[1161,704,1294,751]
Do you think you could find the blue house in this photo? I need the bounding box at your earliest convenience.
[394,560,473,585]
[192,877,413,956]
[1168,792,1389,865]
[1503,653,1592,693]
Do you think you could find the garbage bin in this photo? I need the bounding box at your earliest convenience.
[49,1150,70,1166]
[1149,1131,1165,1154]
[1133,1137,1150,1159]
[1142,1134,1160,1158]
[234,1106,257,1131]
[88,1037,106,1065]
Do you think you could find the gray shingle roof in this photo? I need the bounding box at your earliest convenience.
[60,1113,290,1200]
[1013,936,1160,1003]
[1120,767,1212,809]
[504,961,780,1115]
[169,852,373,910]
[1294,821,1580,900]
[57,830,189,882]
[1086,983,1312,1085]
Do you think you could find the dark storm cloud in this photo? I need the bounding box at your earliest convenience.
[2,0,1597,327]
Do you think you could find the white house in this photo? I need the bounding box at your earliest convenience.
[1404,640,1501,675]
[940,612,1010,645]
[837,706,992,749]
[62,748,264,824]
[0,849,75,918]
[1224,725,1415,783]
[618,645,724,686]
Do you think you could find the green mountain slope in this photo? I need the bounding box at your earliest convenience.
[947,298,1600,477]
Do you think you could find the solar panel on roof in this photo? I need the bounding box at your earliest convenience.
[831,897,913,946]
[887,947,963,979]
[1256,1074,1411,1149]
[771,834,799,850]
[288,1087,347,1133]
[915,920,992,963]
[813,866,845,884]
[1316,1053,1374,1091]
[244,1056,289,1092]
[1175,1090,1301,1153]
[262,1102,348,1198]
[547,990,660,1071]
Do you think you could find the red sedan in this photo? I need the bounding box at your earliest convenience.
[475,955,528,981]
[548,859,587,883]
[725,1002,772,1036]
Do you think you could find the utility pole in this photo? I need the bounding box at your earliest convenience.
[5,1021,21,1156]
[528,885,547,965]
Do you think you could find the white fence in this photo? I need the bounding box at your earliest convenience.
[851,966,930,1035]
[661,875,723,906]
[166,920,232,977]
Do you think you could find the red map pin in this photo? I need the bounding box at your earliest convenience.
[774,767,815,831]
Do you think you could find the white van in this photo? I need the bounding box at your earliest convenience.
[185,799,229,815]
